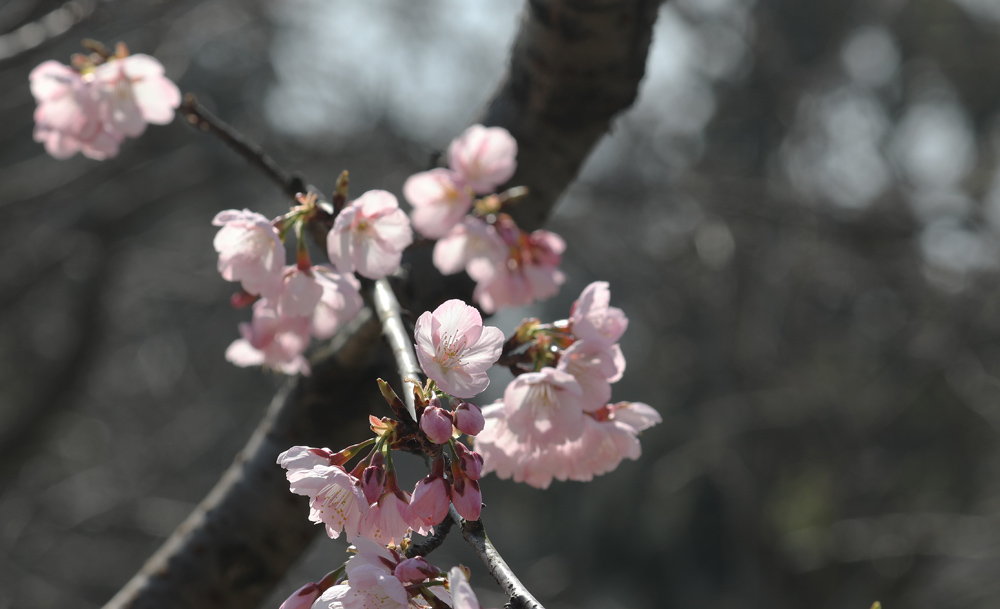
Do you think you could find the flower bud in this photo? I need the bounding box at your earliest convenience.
[278,582,320,609]
[420,406,454,444]
[361,454,386,506]
[452,400,485,436]
[454,442,484,481]
[451,471,482,521]
[410,474,451,528]
[394,556,437,583]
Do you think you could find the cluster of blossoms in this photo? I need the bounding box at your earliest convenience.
[405,125,566,313]
[29,42,180,160]
[277,301,501,543]
[474,282,662,488]
[215,186,412,374]
[279,538,494,609]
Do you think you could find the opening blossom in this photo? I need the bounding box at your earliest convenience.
[414,300,505,399]
[213,209,286,299]
[327,190,413,279]
[447,125,518,194]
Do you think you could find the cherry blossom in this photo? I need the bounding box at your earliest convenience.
[569,281,629,348]
[448,125,518,194]
[503,367,585,445]
[556,340,626,412]
[277,446,369,539]
[276,267,324,318]
[29,60,122,160]
[404,168,473,239]
[327,190,413,279]
[93,54,181,138]
[475,401,661,489]
[450,469,482,521]
[469,219,566,314]
[357,472,416,544]
[414,299,504,399]
[212,209,285,299]
[225,300,311,375]
[311,266,363,339]
[448,566,494,609]
[432,217,506,276]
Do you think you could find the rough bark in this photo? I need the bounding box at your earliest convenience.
[482,0,661,230]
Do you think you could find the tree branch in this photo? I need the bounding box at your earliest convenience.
[450,507,544,609]
[372,278,421,423]
[104,2,660,607]
[371,279,546,609]
[481,0,661,231]
[179,95,306,200]
[104,311,394,609]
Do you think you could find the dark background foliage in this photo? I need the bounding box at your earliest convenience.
[3,1,1000,608]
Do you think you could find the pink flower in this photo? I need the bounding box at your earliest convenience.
[420,406,454,444]
[225,300,311,375]
[276,267,324,318]
[311,265,363,339]
[212,209,285,299]
[278,582,321,609]
[610,401,662,432]
[277,446,369,539]
[448,125,517,194]
[357,472,414,545]
[447,566,492,609]
[569,281,628,348]
[393,557,436,584]
[322,538,408,609]
[414,299,504,399]
[92,54,181,138]
[29,60,123,160]
[469,219,566,313]
[475,402,661,489]
[432,217,506,276]
[404,169,473,239]
[503,367,585,445]
[327,190,413,279]
[453,401,485,437]
[409,474,451,530]
[556,341,625,411]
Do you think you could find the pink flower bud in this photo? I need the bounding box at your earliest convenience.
[361,453,386,506]
[394,557,436,583]
[451,472,482,521]
[453,401,485,436]
[410,475,451,529]
[278,582,320,609]
[454,442,484,481]
[420,406,454,444]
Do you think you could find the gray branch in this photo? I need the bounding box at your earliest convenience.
[373,278,421,422]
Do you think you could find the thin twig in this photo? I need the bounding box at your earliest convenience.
[179,95,305,200]
[450,506,545,609]
[405,514,455,558]
[372,278,420,423]
[372,278,546,608]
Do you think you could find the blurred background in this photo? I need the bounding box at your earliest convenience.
[3,0,1000,607]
